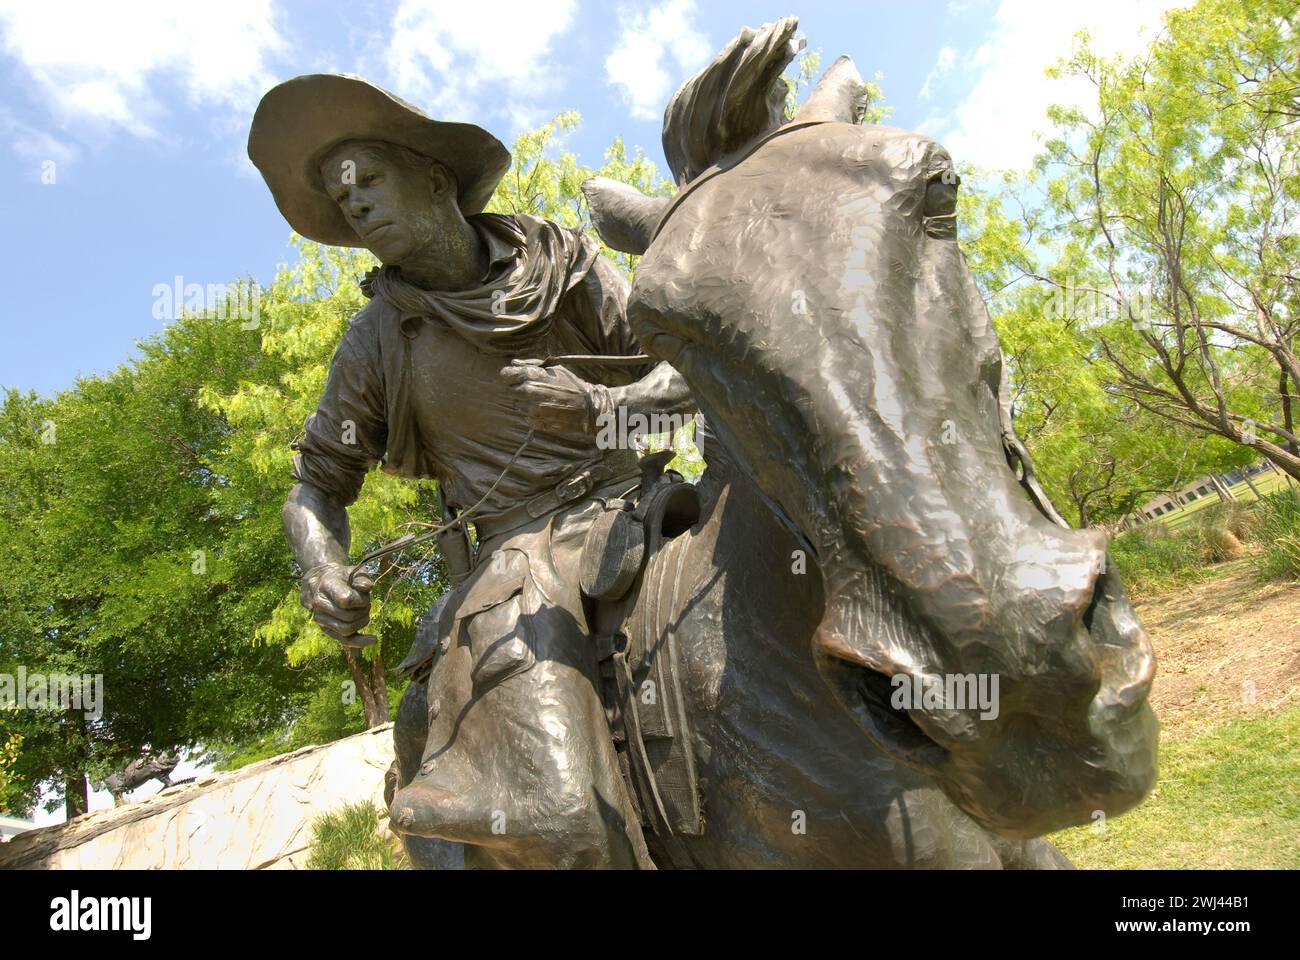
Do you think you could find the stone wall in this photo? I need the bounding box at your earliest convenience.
[0,724,395,870]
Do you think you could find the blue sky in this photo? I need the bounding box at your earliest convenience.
[0,0,1184,397]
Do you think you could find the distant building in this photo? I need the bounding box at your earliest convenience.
[1131,461,1276,524]
[0,815,34,841]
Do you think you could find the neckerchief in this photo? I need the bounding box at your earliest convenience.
[360,213,596,356]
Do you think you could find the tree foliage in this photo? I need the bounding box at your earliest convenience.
[1039,0,1300,480]
[950,0,1296,524]
[957,171,1249,526]
[0,306,318,815]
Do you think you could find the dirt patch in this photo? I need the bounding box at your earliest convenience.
[1136,557,1300,740]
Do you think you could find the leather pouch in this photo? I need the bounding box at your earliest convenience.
[455,550,536,690]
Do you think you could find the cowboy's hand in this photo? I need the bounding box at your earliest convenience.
[501,361,612,440]
[300,562,373,642]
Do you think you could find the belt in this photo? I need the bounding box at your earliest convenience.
[471,458,642,543]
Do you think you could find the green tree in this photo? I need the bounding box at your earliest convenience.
[0,304,316,817]
[0,726,22,813]
[1040,0,1300,479]
[956,167,1250,526]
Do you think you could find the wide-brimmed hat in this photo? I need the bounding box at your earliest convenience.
[247,74,511,247]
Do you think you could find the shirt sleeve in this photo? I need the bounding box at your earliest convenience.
[291,323,388,508]
[557,249,656,386]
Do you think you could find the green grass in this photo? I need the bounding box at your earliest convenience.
[1112,483,1300,596]
[1110,526,1210,597]
[1050,704,1300,869]
[306,801,404,870]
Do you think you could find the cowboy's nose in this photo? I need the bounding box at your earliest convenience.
[345,196,371,219]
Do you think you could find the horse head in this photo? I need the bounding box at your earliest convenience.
[583,17,1157,839]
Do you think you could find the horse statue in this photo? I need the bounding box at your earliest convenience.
[392,16,1157,869]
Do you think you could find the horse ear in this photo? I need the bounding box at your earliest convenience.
[792,55,869,125]
[662,16,804,186]
[581,177,672,256]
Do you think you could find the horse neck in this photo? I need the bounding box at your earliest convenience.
[681,468,831,702]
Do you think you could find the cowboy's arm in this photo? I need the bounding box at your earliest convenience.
[585,253,695,417]
[504,359,694,441]
[285,332,387,639]
[283,480,375,639]
[602,360,694,418]
[284,481,350,570]
[282,482,373,639]
[504,252,695,435]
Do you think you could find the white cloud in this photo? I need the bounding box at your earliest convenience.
[503,101,546,135]
[929,0,1192,171]
[919,46,957,99]
[386,0,578,119]
[0,0,285,138]
[1,112,78,169]
[605,0,712,122]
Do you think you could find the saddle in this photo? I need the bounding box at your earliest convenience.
[582,450,706,859]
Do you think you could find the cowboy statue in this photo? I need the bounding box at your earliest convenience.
[245,14,1159,871]
[248,75,695,868]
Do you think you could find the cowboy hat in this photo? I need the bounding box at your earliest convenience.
[247,74,511,246]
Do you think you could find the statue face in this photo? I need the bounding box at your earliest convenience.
[318,140,455,265]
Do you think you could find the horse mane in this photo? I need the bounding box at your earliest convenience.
[661,17,874,188]
[661,17,803,186]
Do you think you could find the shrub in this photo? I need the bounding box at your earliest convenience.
[1110,489,1300,595]
[1195,501,1260,544]
[1110,523,1207,597]
[1188,507,1247,563]
[1253,487,1300,581]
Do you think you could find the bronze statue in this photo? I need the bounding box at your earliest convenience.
[250,73,696,869]
[95,752,182,806]
[248,16,1157,870]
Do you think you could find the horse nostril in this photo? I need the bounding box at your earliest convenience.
[1082,559,1156,720]
[924,179,958,217]
[1081,569,1106,634]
